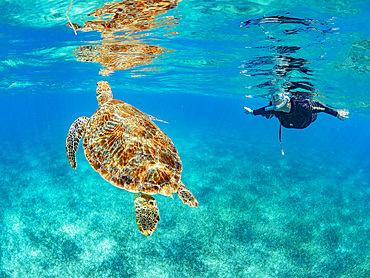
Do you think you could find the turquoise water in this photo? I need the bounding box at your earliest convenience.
[1,0,369,277]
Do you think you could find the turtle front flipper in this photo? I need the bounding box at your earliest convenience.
[134,193,160,236]
[66,116,89,169]
[177,181,198,208]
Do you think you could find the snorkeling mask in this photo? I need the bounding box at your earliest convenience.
[265,92,291,111]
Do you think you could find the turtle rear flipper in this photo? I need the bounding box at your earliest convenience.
[66,116,89,169]
[134,193,160,236]
[177,181,198,208]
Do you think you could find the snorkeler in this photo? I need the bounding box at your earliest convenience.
[244,91,349,154]
[244,92,349,129]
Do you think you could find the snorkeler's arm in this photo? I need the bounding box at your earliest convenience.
[311,100,349,120]
[252,106,273,117]
[244,106,273,119]
[313,104,337,116]
[311,100,348,120]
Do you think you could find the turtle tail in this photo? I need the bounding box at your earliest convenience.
[66,116,89,169]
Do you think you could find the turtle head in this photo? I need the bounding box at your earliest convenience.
[96,81,113,107]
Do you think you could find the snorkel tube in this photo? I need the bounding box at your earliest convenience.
[264,91,291,156]
[265,93,291,111]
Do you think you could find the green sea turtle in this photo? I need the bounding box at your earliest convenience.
[66,81,198,236]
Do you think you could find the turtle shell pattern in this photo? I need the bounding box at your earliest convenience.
[83,99,182,195]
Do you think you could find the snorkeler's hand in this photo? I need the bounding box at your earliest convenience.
[337,109,349,120]
[244,107,253,115]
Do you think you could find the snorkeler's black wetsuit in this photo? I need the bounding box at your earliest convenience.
[252,97,338,129]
